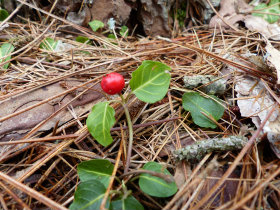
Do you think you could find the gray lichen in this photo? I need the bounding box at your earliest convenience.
[184,75,226,95]
[173,136,248,162]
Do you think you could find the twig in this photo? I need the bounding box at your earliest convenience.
[174,136,248,162]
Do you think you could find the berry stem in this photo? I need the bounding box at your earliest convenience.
[120,94,133,173]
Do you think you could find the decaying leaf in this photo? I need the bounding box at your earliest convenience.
[197,167,239,208]
[0,80,104,141]
[265,43,280,84]
[209,0,250,29]
[174,162,186,188]
[245,16,280,41]
[209,0,280,41]
[235,76,280,158]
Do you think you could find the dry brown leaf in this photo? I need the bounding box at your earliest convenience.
[0,81,103,141]
[174,162,186,188]
[197,167,239,207]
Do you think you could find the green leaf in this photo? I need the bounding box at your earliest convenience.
[86,102,116,146]
[252,1,280,23]
[108,34,116,39]
[89,20,104,32]
[77,159,114,187]
[39,38,58,51]
[0,43,14,69]
[182,92,224,129]
[120,26,128,37]
[0,9,9,21]
[269,0,280,10]
[69,180,109,210]
[112,195,144,210]
[76,36,90,44]
[139,162,178,197]
[130,60,171,103]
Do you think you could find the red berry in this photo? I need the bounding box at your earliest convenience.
[101,72,125,95]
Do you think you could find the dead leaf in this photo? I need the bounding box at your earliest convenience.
[209,0,280,41]
[209,0,249,29]
[265,43,280,84]
[0,80,104,141]
[89,0,131,27]
[198,167,239,207]
[174,162,187,188]
[245,16,280,41]
[235,76,280,158]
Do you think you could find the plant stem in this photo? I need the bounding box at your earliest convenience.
[120,94,134,173]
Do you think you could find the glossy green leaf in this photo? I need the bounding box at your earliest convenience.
[130,60,171,103]
[89,20,104,32]
[112,195,144,210]
[0,43,14,69]
[139,162,177,197]
[69,180,109,210]
[39,38,59,51]
[182,92,224,129]
[120,26,128,37]
[76,36,90,44]
[252,0,280,23]
[0,9,9,21]
[86,102,115,146]
[77,159,114,187]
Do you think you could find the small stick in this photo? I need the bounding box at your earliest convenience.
[173,136,248,162]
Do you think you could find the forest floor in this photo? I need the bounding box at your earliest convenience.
[1,1,280,210]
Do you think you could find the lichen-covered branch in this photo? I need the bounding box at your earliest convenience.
[173,136,248,162]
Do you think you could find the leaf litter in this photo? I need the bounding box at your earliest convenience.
[0,1,280,210]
